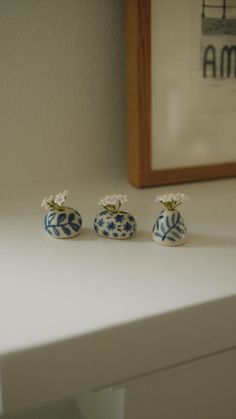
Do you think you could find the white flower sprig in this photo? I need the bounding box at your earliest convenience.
[41,190,68,211]
[98,194,127,213]
[154,192,189,211]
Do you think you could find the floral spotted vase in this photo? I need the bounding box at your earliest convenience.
[152,193,189,247]
[94,195,137,239]
[41,191,82,239]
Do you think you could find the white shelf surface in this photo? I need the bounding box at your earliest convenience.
[0,171,236,412]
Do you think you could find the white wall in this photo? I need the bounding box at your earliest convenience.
[0,0,127,184]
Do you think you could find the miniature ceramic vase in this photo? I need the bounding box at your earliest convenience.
[152,209,187,246]
[94,210,137,239]
[44,207,82,239]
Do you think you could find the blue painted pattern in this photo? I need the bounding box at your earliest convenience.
[152,210,187,245]
[45,208,82,238]
[94,210,136,239]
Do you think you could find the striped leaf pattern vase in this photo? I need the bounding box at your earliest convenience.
[152,209,187,246]
[44,207,82,239]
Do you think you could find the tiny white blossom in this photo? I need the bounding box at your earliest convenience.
[41,190,68,211]
[41,197,48,210]
[41,195,54,210]
[54,190,68,207]
[98,194,128,212]
[154,192,189,210]
[116,194,128,204]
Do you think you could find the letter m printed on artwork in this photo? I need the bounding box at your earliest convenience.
[221,46,236,78]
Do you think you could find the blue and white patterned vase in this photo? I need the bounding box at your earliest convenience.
[152,209,187,246]
[44,207,82,239]
[94,210,137,239]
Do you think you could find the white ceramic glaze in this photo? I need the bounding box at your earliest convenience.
[94,210,137,239]
[152,209,187,246]
[44,207,82,239]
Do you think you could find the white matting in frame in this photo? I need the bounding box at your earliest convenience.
[151,0,236,171]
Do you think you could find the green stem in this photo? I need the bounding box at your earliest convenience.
[103,200,122,214]
[162,200,182,211]
[48,203,65,211]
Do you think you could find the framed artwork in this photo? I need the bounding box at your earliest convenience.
[126,0,236,187]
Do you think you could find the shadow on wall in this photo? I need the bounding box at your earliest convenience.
[0,399,80,419]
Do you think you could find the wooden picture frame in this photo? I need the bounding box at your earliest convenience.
[126,0,236,187]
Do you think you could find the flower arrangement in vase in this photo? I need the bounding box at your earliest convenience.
[94,194,137,239]
[152,193,189,246]
[41,190,82,239]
